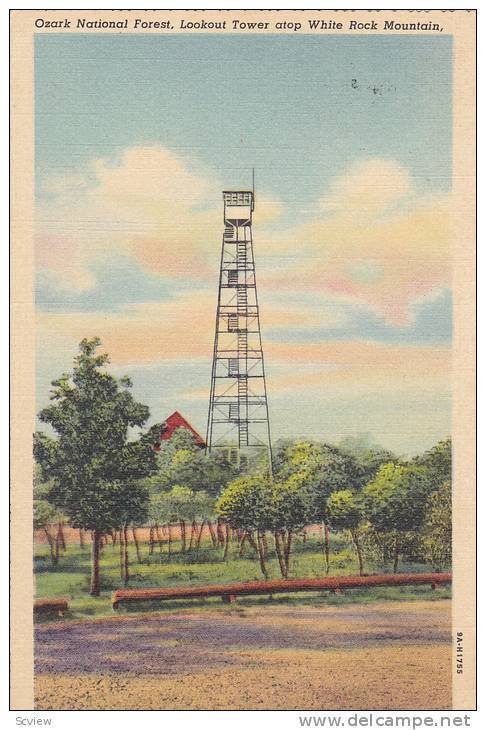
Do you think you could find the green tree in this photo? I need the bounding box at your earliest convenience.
[271,473,312,578]
[148,492,174,556]
[338,435,399,489]
[275,440,360,573]
[271,438,298,475]
[216,475,273,577]
[413,438,452,489]
[33,499,59,566]
[326,489,365,575]
[190,490,216,550]
[202,451,238,496]
[148,485,212,556]
[160,445,236,497]
[114,480,150,584]
[158,427,199,461]
[33,338,158,596]
[420,480,452,571]
[33,466,65,565]
[164,485,196,552]
[362,462,431,572]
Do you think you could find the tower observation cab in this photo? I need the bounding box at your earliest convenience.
[206,190,272,471]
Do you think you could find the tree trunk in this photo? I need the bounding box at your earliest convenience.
[54,529,60,563]
[89,528,102,596]
[274,531,287,578]
[110,530,117,547]
[323,522,330,575]
[378,533,387,564]
[57,522,66,552]
[149,526,155,555]
[217,518,225,547]
[246,530,259,553]
[167,523,173,558]
[393,534,400,573]
[79,528,85,549]
[44,528,58,566]
[196,520,205,551]
[123,525,130,586]
[189,520,197,550]
[302,528,307,544]
[351,530,364,576]
[257,530,269,579]
[238,531,247,557]
[284,529,293,575]
[132,527,142,564]
[119,528,125,580]
[223,523,230,560]
[155,523,163,553]
[180,519,187,552]
[261,531,269,561]
[207,519,218,547]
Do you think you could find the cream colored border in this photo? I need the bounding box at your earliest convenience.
[451,10,476,711]
[10,11,35,710]
[10,8,476,711]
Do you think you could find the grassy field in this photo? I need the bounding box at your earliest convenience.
[35,534,450,621]
[34,530,450,620]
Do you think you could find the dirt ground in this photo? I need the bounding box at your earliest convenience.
[35,600,451,710]
[34,523,323,545]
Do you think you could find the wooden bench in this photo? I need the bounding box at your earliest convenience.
[112,572,451,609]
[34,598,69,617]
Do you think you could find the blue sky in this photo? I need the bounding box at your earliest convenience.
[35,33,453,455]
[36,34,452,202]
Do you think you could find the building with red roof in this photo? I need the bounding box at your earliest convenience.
[154,411,205,450]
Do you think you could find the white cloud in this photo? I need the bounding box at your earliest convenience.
[36,145,284,293]
[319,158,413,219]
[259,159,450,325]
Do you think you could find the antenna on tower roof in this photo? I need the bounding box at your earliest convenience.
[252,167,255,210]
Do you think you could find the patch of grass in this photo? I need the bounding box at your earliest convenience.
[34,533,450,621]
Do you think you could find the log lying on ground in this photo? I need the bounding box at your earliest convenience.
[34,598,69,616]
[112,572,451,609]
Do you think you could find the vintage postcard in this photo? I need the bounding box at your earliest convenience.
[10,8,476,713]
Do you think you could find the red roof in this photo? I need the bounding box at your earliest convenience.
[158,411,205,447]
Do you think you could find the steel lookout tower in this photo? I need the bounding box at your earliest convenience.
[206,190,272,471]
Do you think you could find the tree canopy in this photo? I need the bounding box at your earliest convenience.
[151,429,237,497]
[361,462,435,571]
[33,338,159,594]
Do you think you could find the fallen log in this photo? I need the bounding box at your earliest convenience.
[34,598,69,616]
[112,572,451,609]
